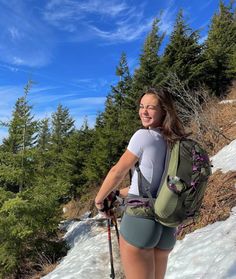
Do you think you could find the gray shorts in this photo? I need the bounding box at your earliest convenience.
[120,213,176,250]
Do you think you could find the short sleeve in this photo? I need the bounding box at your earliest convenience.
[127,130,144,158]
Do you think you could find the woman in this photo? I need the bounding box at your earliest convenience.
[95,88,186,279]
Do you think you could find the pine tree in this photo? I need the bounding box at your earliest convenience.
[112,52,133,112]
[133,18,164,93]
[113,52,139,140]
[35,118,52,178]
[51,104,75,154]
[204,0,236,96]
[85,53,138,183]
[61,118,95,197]
[37,118,50,151]
[2,81,37,153]
[229,48,236,75]
[1,81,38,192]
[160,10,204,89]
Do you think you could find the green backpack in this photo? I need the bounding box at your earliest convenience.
[135,139,212,227]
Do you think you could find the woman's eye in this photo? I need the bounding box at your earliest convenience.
[139,105,157,110]
[148,106,156,110]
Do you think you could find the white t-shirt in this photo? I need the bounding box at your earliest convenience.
[127,128,167,197]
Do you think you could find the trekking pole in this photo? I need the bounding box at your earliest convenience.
[107,218,115,279]
[112,216,120,244]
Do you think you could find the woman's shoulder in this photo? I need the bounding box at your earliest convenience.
[133,128,162,137]
[131,129,150,139]
[131,128,164,142]
[133,128,148,135]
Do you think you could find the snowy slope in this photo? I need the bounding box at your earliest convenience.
[43,139,236,279]
[165,207,236,279]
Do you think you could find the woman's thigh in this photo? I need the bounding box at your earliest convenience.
[120,235,155,279]
[154,248,172,279]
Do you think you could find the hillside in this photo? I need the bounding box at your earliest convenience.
[178,85,236,238]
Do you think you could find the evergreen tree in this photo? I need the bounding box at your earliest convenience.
[85,53,138,183]
[229,47,236,75]
[1,81,38,192]
[160,10,204,89]
[37,118,50,151]
[2,81,37,153]
[0,182,68,277]
[204,0,236,96]
[113,52,139,139]
[112,52,133,112]
[133,18,164,93]
[35,118,52,178]
[51,104,75,154]
[61,119,95,197]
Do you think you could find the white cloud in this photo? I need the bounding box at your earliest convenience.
[200,0,214,11]
[159,1,177,36]
[0,63,19,72]
[0,128,8,144]
[44,0,128,21]
[12,56,25,65]
[43,0,154,43]
[8,26,22,41]
[199,34,208,44]
[0,0,170,68]
[0,83,106,130]
[88,18,153,43]
[0,1,53,67]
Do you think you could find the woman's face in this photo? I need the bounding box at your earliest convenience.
[139,94,164,128]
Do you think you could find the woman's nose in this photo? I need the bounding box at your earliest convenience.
[142,108,149,114]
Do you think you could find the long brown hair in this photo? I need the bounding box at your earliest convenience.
[139,88,188,145]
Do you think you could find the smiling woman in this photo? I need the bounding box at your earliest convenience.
[95,87,187,279]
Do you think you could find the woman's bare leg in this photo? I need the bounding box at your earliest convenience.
[154,248,172,279]
[120,235,155,279]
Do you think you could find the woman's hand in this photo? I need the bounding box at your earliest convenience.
[95,200,104,211]
[95,199,112,218]
[95,192,119,218]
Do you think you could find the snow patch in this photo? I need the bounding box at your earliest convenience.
[211,139,236,173]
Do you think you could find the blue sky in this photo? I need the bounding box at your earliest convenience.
[0,0,231,142]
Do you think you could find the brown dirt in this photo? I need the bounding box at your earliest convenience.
[178,170,236,239]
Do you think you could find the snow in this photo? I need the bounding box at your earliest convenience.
[211,139,236,173]
[165,208,236,279]
[219,100,236,104]
[43,139,236,279]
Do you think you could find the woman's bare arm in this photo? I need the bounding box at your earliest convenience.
[95,149,138,208]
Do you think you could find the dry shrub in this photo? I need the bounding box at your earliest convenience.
[178,170,236,239]
[62,185,101,220]
[165,74,236,154]
[27,263,58,279]
[189,95,235,155]
[176,83,236,239]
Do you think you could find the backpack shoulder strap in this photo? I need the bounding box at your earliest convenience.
[134,162,146,197]
[134,140,180,200]
[167,140,180,178]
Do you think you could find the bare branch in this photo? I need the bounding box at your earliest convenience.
[164,73,232,150]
